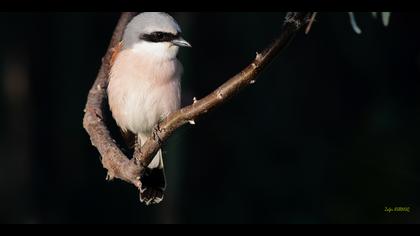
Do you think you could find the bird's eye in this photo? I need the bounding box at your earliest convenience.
[155,32,164,40]
[141,32,176,42]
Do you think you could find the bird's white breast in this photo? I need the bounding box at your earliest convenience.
[108,48,182,135]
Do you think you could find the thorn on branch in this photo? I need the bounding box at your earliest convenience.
[255,52,262,61]
[217,91,223,99]
[106,173,114,181]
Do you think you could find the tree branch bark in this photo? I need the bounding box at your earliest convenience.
[83,12,141,187]
[83,12,311,193]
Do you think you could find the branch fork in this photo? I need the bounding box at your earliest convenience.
[83,12,311,196]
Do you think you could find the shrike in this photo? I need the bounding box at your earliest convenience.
[107,12,191,205]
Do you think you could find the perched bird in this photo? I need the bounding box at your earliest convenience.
[107,12,191,205]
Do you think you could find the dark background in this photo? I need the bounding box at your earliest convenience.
[0,12,419,223]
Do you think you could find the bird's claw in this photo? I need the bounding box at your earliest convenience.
[152,123,164,145]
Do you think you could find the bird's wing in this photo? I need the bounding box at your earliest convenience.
[110,41,135,149]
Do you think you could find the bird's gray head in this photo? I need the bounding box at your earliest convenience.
[122,12,191,59]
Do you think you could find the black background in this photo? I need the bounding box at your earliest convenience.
[0,12,419,223]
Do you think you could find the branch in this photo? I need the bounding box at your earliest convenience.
[83,12,141,187]
[135,12,311,170]
[83,12,311,193]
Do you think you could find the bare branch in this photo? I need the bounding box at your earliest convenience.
[305,12,317,34]
[83,12,141,187]
[136,12,310,168]
[83,12,311,195]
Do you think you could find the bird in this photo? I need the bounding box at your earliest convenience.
[107,12,191,205]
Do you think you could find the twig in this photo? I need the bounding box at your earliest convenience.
[83,12,311,194]
[305,12,317,34]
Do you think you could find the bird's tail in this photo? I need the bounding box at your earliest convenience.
[138,133,166,205]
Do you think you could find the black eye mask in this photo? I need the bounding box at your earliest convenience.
[140,31,181,43]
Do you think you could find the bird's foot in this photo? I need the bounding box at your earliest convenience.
[139,187,164,205]
[152,123,164,145]
[139,168,166,205]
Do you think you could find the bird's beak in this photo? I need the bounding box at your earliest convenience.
[172,37,192,47]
